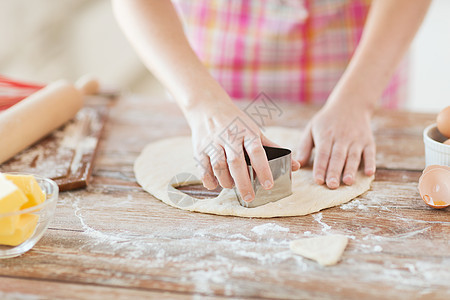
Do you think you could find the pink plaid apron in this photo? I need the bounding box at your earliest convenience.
[173,0,408,109]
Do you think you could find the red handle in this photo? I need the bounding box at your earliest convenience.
[0,76,45,111]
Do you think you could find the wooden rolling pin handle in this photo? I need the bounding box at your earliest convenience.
[75,74,100,95]
[0,80,84,165]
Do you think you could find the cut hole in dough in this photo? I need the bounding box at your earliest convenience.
[176,183,222,200]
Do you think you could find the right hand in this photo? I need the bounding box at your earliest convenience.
[296,100,376,189]
[185,98,300,203]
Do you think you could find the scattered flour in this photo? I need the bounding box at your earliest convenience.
[0,107,102,179]
[394,227,431,239]
[69,193,150,259]
[231,265,255,276]
[0,292,40,300]
[405,263,417,274]
[60,191,447,297]
[340,199,368,211]
[190,269,227,294]
[373,245,383,252]
[66,191,308,296]
[363,234,384,241]
[340,193,392,212]
[228,233,251,240]
[250,223,290,235]
[312,213,331,232]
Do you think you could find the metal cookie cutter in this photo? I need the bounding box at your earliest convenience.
[235,146,292,208]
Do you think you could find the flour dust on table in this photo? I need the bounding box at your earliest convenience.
[134,127,374,218]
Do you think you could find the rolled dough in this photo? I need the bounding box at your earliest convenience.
[134,127,374,218]
[290,235,349,266]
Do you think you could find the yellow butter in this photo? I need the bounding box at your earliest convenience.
[0,215,20,236]
[0,175,28,235]
[5,174,45,209]
[0,214,39,246]
[0,178,28,213]
[0,174,45,245]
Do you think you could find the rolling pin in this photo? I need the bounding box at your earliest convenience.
[0,80,84,165]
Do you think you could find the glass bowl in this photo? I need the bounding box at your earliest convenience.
[0,174,58,259]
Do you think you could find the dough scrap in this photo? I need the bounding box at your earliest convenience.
[134,127,374,218]
[290,235,349,266]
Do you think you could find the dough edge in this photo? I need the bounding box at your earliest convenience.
[134,127,374,218]
[290,234,349,266]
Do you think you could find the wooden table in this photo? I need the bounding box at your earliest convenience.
[0,93,449,300]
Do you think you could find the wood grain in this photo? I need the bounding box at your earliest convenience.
[0,95,448,300]
[0,99,109,191]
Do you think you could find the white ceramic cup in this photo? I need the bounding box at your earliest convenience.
[423,124,450,167]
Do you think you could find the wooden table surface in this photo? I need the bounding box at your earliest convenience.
[0,93,449,300]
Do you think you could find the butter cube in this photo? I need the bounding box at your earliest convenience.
[0,176,27,236]
[0,215,20,236]
[0,214,39,246]
[0,175,28,213]
[5,174,45,209]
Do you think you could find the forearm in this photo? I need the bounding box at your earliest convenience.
[112,0,231,114]
[327,0,431,111]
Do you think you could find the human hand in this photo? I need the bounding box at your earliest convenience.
[186,98,300,203]
[296,102,376,189]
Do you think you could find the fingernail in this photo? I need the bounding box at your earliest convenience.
[365,167,375,175]
[264,180,273,189]
[244,193,253,202]
[328,177,339,188]
[315,176,324,185]
[343,174,353,182]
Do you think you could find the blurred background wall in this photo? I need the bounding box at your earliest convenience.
[0,0,448,112]
[409,0,450,112]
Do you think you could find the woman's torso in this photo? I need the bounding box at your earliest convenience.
[173,0,407,108]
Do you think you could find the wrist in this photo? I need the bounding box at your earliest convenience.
[177,81,232,114]
[325,77,379,116]
[180,90,236,128]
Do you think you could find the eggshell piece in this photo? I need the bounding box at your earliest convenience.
[436,106,450,138]
[418,168,450,209]
[422,165,450,176]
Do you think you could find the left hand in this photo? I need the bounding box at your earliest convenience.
[296,101,376,189]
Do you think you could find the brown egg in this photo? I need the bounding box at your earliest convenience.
[418,168,450,209]
[444,139,450,145]
[437,106,450,138]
